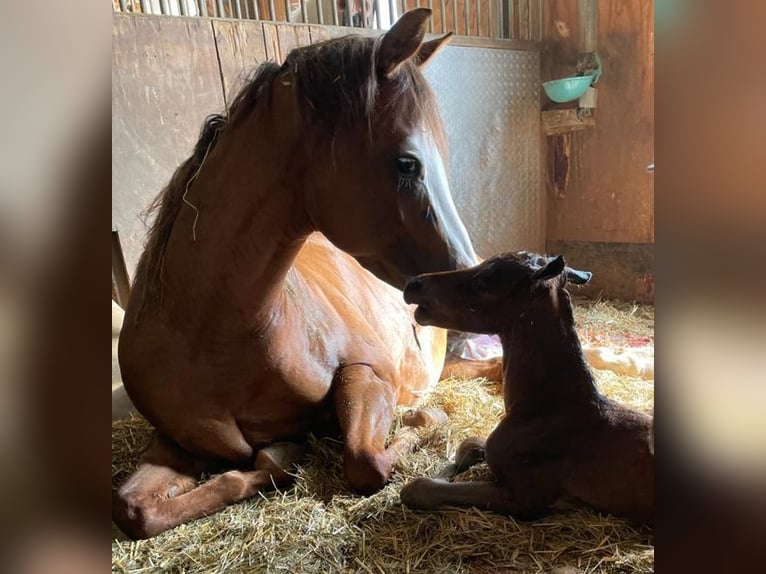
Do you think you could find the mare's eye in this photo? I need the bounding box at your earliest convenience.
[396,156,422,178]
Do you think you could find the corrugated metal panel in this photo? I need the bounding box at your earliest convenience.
[424,46,543,256]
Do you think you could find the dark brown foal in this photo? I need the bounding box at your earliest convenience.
[399,252,654,523]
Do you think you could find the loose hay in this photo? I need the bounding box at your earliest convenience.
[572,297,654,348]
[112,299,654,573]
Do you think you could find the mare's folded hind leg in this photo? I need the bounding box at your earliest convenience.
[401,406,448,428]
[114,436,307,540]
[333,364,420,495]
[440,357,503,383]
[113,433,208,539]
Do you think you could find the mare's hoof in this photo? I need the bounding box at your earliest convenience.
[256,442,309,472]
[391,428,421,456]
[402,407,448,428]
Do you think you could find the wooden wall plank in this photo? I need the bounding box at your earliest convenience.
[212,19,268,102]
[308,24,332,43]
[276,23,312,58]
[262,21,282,61]
[276,23,299,56]
[111,13,226,275]
[295,23,312,47]
[543,0,654,245]
[518,0,529,41]
[405,0,491,36]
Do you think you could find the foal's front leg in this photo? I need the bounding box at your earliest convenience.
[333,364,418,494]
[400,475,551,519]
[399,436,502,511]
[400,433,553,519]
[433,436,487,480]
[400,479,516,514]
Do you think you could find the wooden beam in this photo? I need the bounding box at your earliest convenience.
[541,108,595,136]
[112,230,131,308]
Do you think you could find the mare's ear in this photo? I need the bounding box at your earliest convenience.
[377,8,432,77]
[531,255,566,282]
[413,32,453,69]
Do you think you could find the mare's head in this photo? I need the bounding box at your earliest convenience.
[287,9,477,288]
[403,251,592,333]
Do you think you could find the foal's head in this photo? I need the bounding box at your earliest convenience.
[403,251,592,333]
[287,9,476,288]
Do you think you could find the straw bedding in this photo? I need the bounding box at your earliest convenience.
[112,298,654,573]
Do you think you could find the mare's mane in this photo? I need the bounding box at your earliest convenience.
[132,34,445,314]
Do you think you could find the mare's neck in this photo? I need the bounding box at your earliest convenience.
[499,289,597,411]
[166,87,311,327]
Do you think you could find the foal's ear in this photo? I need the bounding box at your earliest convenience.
[413,32,454,69]
[565,266,593,285]
[531,255,566,282]
[377,8,432,77]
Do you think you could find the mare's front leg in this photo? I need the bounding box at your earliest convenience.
[333,364,418,494]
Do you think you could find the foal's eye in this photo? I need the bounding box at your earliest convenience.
[471,273,489,292]
[396,156,422,178]
[472,267,502,293]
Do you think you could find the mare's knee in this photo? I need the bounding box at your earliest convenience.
[343,450,392,495]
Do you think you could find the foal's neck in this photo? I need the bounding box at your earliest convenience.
[500,288,597,411]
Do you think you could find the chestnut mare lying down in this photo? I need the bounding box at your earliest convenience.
[114,10,501,539]
[400,252,654,523]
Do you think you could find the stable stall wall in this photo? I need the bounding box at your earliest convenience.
[112,13,544,279]
[542,0,654,302]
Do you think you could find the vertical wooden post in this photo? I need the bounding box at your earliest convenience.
[112,230,132,308]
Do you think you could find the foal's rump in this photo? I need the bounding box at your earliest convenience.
[293,233,447,404]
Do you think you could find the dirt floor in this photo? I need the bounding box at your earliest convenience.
[112,298,654,573]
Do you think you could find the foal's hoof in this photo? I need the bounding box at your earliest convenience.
[400,477,440,510]
[455,436,486,471]
[402,407,448,428]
